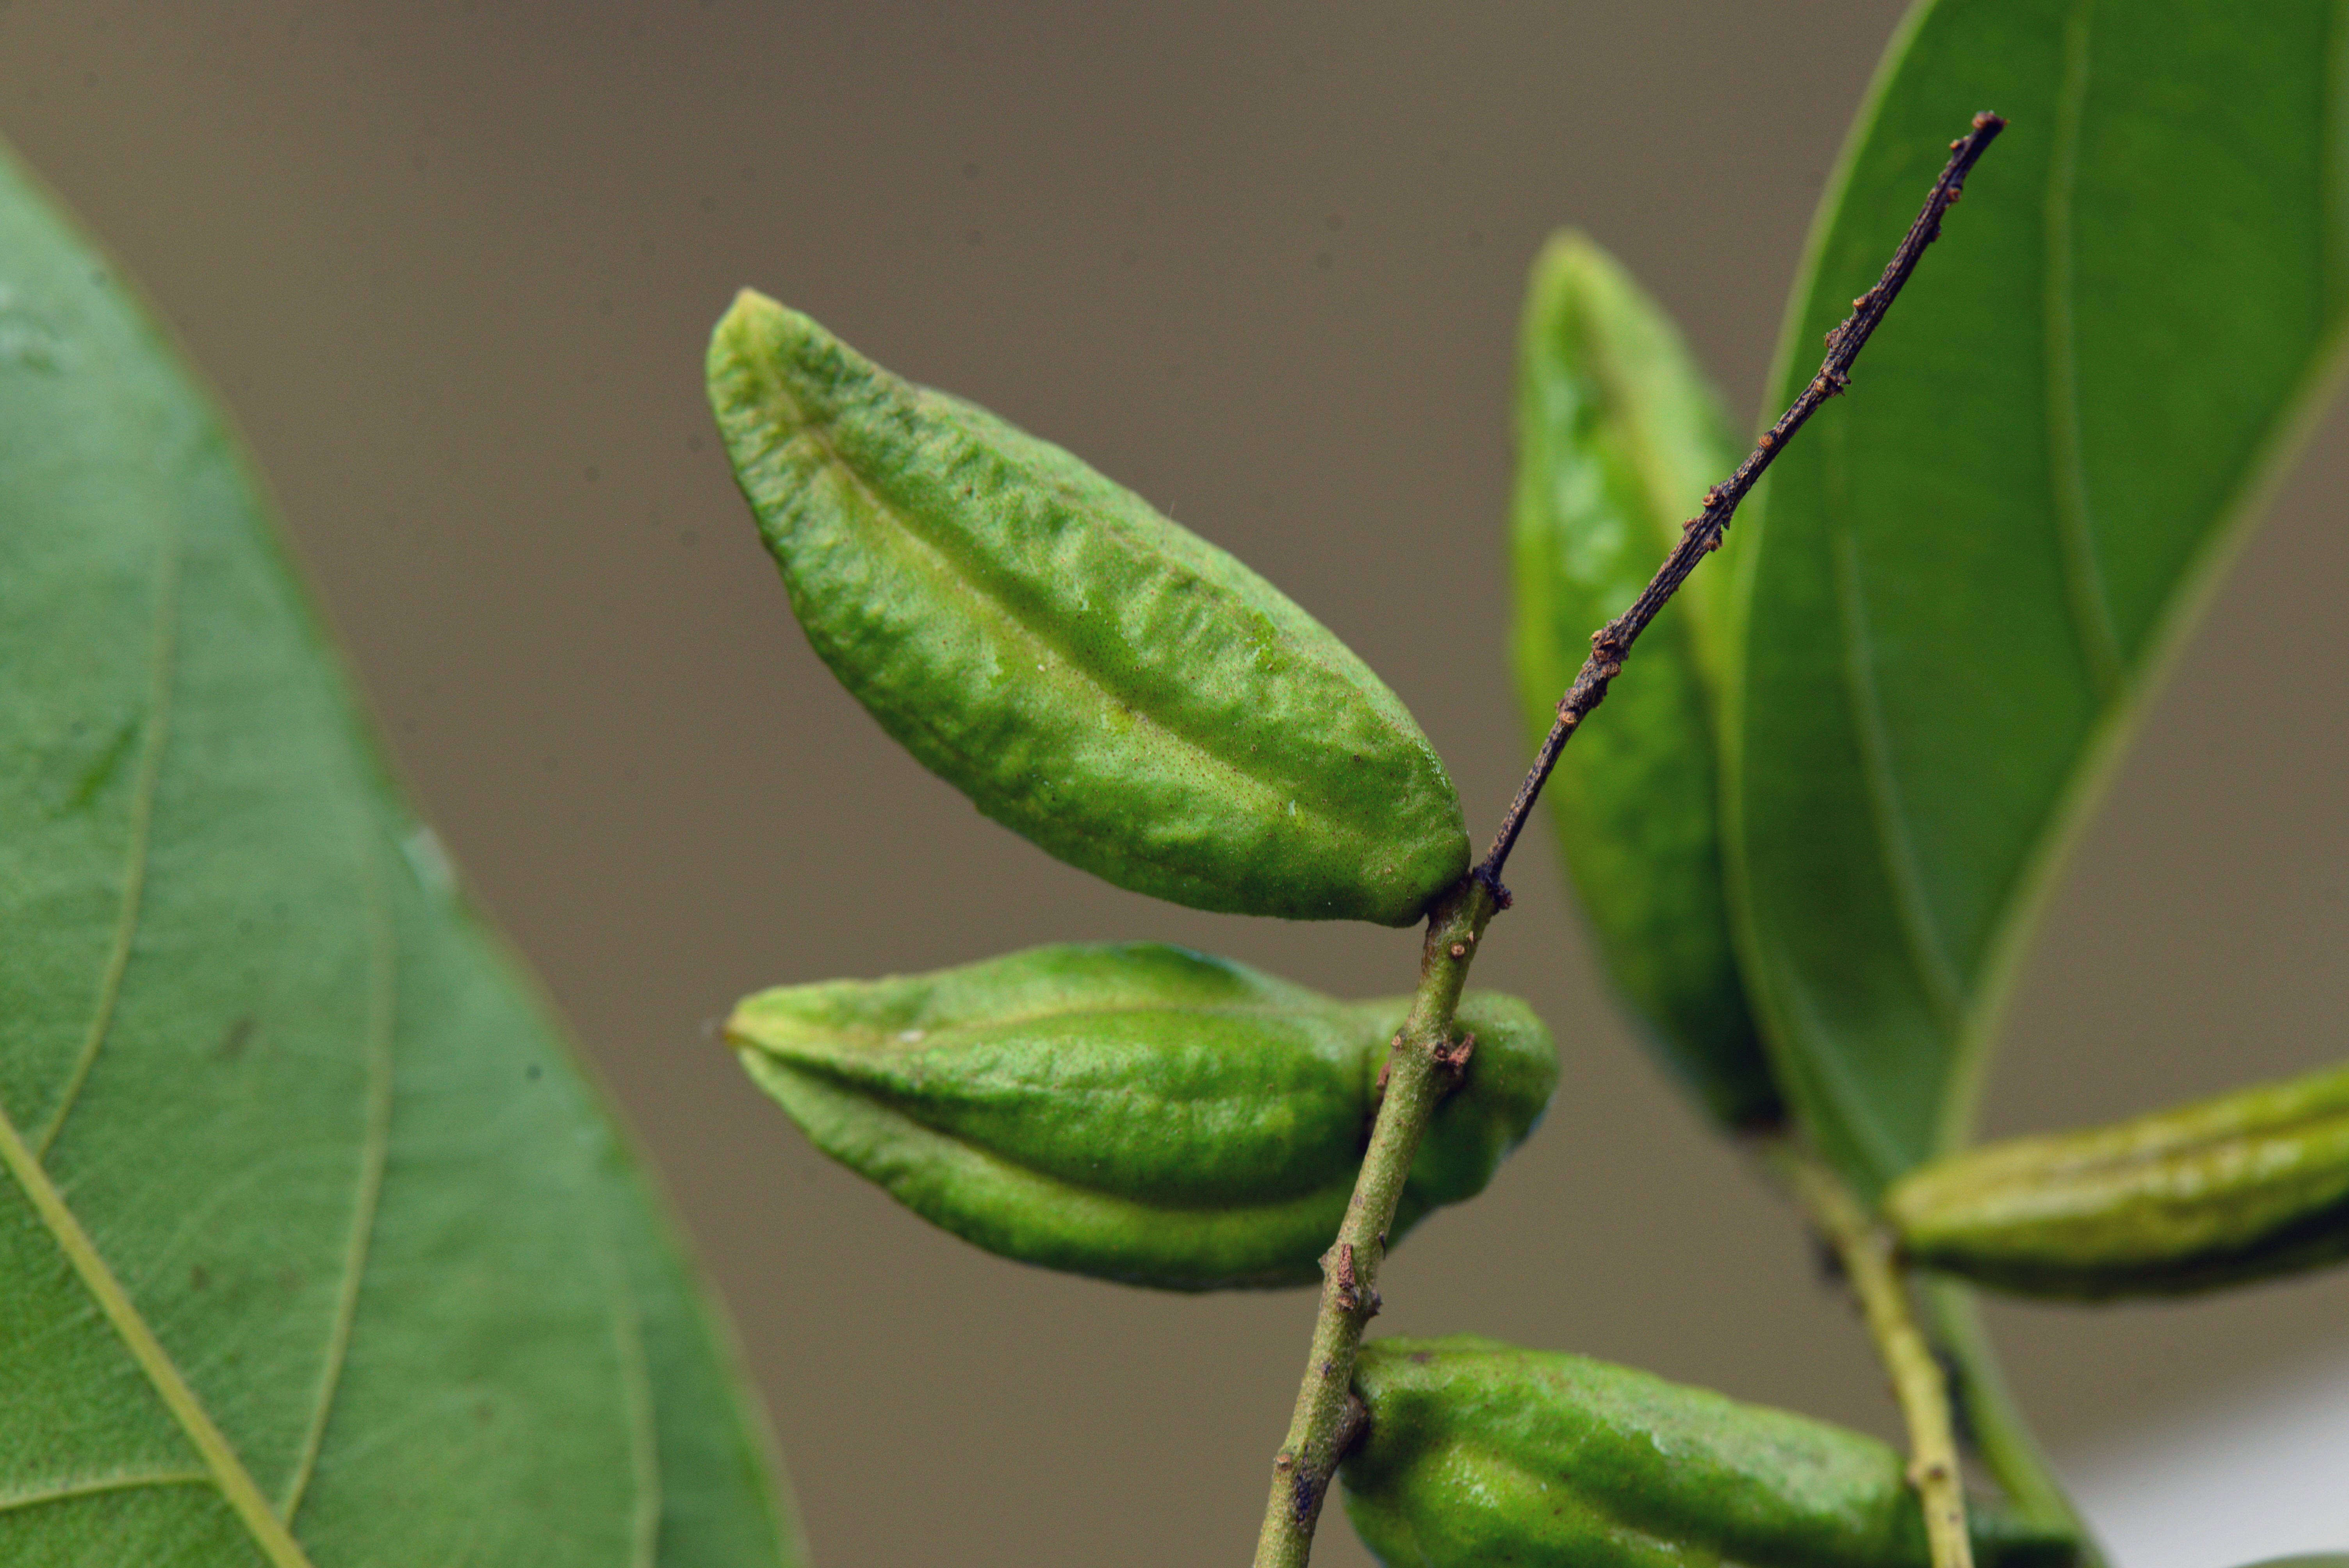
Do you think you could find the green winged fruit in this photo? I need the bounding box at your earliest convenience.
[726,944,1557,1290]
[1509,234,1778,1126]
[1884,1059,2349,1298]
[708,292,1469,925]
[1341,1336,2075,1568]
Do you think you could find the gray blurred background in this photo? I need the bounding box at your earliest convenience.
[4,4,2345,1563]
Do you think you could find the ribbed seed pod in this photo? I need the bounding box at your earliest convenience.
[1884,1060,2349,1298]
[1341,1336,2076,1568]
[1508,233,1779,1127]
[726,945,1557,1290]
[708,292,1469,925]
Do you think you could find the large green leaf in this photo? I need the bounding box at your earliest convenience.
[0,146,805,1564]
[1723,0,2349,1193]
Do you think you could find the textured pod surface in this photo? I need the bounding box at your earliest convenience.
[1509,232,1779,1129]
[708,292,1469,925]
[726,945,1556,1290]
[1340,1336,2074,1568]
[1885,1060,2349,1298]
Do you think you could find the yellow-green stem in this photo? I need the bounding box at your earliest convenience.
[1775,1143,1973,1568]
[1250,877,1497,1568]
[1921,1279,2103,1567]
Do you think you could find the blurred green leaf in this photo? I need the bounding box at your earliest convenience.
[1509,232,1780,1129]
[1722,0,2349,1193]
[0,145,804,1565]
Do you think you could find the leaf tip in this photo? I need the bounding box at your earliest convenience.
[709,286,793,378]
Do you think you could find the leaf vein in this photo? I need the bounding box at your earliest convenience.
[0,1468,210,1517]
[279,827,399,1525]
[0,1097,315,1567]
[34,508,184,1159]
[2045,0,2125,702]
[1830,517,1962,1032]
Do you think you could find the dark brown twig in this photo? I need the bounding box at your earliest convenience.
[1475,110,2006,897]
[1249,113,2005,1568]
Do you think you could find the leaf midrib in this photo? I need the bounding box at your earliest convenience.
[1830,0,2114,1142]
[1825,14,2112,1173]
[0,1098,315,1568]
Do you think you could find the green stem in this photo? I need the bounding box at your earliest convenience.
[1775,1144,1974,1568]
[1919,1279,2104,1567]
[1249,877,1497,1568]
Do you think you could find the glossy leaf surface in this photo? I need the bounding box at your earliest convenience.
[1887,1058,2349,1297]
[1339,1335,2075,1568]
[1723,0,2349,1192]
[1509,232,1779,1129]
[729,944,1557,1290]
[709,292,1470,926]
[0,148,803,1566]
